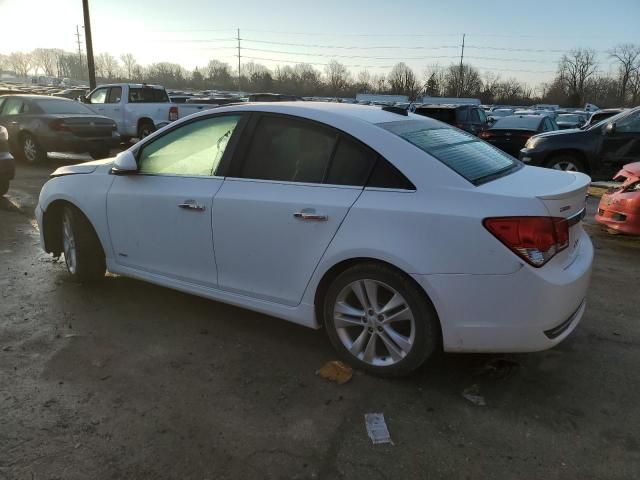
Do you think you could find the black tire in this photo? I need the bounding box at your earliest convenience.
[545,154,585,173]
[61,205,106,283]
[20,133,46,164]
[0,178,9,196]
[323,262,440,377]
[89,148,111,160]
[137,121,155,139]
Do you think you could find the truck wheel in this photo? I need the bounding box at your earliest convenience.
[137,122,155,139]
[545,155,585,173]
[0,179,9,196]
[20,133,46,164]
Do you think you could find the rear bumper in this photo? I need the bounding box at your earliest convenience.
[39,132,121,153]
[0,152,15,180]
[413,229,594,353]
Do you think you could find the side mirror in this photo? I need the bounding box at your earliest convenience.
[605,122,616,135]
[111,151,138,175]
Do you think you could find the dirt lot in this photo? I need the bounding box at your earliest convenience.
[1,159,639,480]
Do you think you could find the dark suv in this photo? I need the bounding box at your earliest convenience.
[413,104,489,136]
[519,106,640,177]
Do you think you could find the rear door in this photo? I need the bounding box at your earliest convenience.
[212,113,374,306]
[0,97,27,149]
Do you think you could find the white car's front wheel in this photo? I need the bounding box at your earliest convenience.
[61,206,106,282]
[323,263,440,377]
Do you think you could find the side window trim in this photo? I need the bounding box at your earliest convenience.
[133,113,248,178]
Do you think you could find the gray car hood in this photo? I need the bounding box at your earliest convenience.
[51,158,115,177]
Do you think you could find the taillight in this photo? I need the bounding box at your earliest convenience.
[456,123,465,129]
[479,131,493,139]
[49,119,70,132]
[169,106,178,121]
[483,216,569,267]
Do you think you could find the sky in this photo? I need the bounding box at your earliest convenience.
[1,0,639,88]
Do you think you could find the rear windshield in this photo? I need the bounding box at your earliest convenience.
[128,88,169,103]
[557,114,581,122]
[34,99,94,114]
[414,108,456,123]
[492,116,540,129]
[379,120,519,184]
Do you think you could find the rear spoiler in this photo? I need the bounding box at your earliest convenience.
[536,172,591,200]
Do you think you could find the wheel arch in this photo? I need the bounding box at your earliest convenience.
[546,149,591,174]
[312,257,443,343]
[42,199,105,257]
[137,117,154,131]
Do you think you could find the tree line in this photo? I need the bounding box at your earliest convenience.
[1,45,639,107]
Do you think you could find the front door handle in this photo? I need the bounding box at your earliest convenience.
[178,200,205,211]
[294,211,328,221]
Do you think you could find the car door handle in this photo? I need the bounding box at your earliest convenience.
[178,200,205,211]
[294,211,328,221]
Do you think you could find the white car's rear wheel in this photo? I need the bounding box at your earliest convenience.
[323,263,440,377]
[61,206,106,282]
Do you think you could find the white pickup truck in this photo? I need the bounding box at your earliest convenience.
[84,83,178,141]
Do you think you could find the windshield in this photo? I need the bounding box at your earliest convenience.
[33,99,95,114]
[379,120,518,184]
[587,110,629,130]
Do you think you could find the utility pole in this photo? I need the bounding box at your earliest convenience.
[237,28,241,92]
[82,0,96,89]
[75,25,83,65]
[458,33,465,97]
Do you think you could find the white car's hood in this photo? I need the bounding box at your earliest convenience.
[51,158,115,177]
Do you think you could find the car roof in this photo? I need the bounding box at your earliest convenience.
[204,101,444,127]
[415,104,471,110]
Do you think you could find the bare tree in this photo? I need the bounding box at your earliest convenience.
[355,70,372,92]
[0,54,7,73]
[120,53,137,80]
[8,52,32,78]
[31,48,62,76]
[423,64,446,97]
[608,44,640,104]
[205,59,233,88]
[95,53,119,79]
[558,48,598,106]
[371,73,387,93]
[324,60,350,95]
[628,68,640,105]
[387,62,419,98]
[444,64,482,97]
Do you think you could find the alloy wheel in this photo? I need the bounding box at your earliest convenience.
[333,279,415,366]
[551,161,579,172]
[23,136,38,163]
[62,211,77,274]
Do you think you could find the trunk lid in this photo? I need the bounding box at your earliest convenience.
[48,114,115,138]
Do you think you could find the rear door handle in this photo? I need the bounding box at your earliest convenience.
[294,211,328,221]
[178,200,205,211]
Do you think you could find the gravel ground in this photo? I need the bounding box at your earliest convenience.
[1,159,639,480]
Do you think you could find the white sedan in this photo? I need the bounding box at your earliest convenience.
[36,102,593,376]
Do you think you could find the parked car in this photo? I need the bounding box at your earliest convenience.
[556,113,586,130]
[487,108,514,123]
[479,115,558,156]
[0,95,120,163]
[84,83,178,141]
[582,108,625,129]
[53,88,89,101]
[595,162,640,235]
[519,106,640,174]
[248,93,302,102]
[36,102,593,376]
[177,97,236,118]
[413,104,489,135]
[0,126,15,195]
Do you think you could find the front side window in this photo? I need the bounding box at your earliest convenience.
[138,115,241,176]
[89,88,108,104]
[615,110,640,133]
[1,98,24,116]
[239,116,336,183]
[379,120,518,184]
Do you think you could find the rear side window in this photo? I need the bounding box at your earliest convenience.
[107,87,122,104]
[379,120,518,184]
[368,157,415,190]
[129,88,169,103]
[325,137,375,186]
[239,116,336,183]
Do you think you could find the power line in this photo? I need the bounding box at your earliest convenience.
[242,38,459,50]
[241,47,457,61]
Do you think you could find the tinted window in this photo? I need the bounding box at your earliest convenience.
[239,116,336,183]
[325,137,375,186]
[379,120,517,184]
[456,108,469,122]
[139,115,241,176]
[492,116,541,129]
[367,157,415,190]
[470,109,481,122]
[615,110,640,133]
[89,88,107,104]
[415,108,456,124]
[34,99,94,114]
[107,87,122,104]
[129,88,169,103]
[477,108,487,123]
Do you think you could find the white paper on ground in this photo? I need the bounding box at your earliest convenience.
[365,413,393,445]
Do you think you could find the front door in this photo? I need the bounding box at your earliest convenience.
[106,114,243,287]
[100,86,125,132]
[599,109,640,168]
[213,114,375,306]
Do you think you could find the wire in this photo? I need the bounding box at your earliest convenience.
[242,47,458,61]
[241,38,459,50]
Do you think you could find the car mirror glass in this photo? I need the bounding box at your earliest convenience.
[112,151,137,174]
